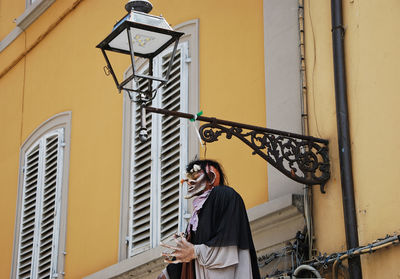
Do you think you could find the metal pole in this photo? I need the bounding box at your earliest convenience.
[145,106,328,144]
[331,0,362,278]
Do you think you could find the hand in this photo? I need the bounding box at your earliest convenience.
[156,272,166,279]
[161,233,195,263]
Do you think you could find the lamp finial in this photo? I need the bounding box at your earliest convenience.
[125,0,153,13]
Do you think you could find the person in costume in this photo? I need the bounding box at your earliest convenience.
[157,159,261,279]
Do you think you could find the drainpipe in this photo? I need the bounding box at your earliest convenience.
[330,0,362,278]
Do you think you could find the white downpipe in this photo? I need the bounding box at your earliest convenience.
[293,264,322,278]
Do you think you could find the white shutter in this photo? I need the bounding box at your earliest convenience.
[17,144,40,278]
[129,67,153,256]
[128,42,189,255]
[159,49,184,240]
[17,129,64,279]
[37,132,63,278]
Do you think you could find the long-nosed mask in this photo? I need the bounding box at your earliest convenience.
[183,164,220,199]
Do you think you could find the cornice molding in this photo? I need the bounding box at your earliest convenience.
[0,27,23,52]
[16,0,56,30]
[0,0,56,53]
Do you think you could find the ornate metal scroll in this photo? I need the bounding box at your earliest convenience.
[199,122,330,193]
[144,106,330,193]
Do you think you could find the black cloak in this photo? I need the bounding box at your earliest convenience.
[166,185,261,279]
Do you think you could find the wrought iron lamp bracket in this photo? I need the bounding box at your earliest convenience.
[199,121,330,193]
[145,106,330,193]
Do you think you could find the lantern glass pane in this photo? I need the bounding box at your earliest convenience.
[109,28,172,55]
[130,11,172,30]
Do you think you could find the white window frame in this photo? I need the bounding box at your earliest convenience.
[119,19,199,261]
[263,0,303,199]
[11,111,71,279]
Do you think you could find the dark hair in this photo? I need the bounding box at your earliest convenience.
[186,159,226,186]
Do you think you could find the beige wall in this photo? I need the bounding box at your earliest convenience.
[304,0,400,277]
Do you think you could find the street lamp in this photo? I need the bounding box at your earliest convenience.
[97,0,184,141]
[96,0,183,97]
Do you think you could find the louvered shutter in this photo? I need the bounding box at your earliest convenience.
[128,42,189,256]
[18,144,40,278]
[129,67,154,256]
[159,48,186,240]
[17,129,64,279]
[37,133,63,278]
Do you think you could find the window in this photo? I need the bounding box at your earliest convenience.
[120,20,199,260]
[11,112,71,279]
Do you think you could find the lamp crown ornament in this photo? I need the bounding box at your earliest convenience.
[125,0,153,13]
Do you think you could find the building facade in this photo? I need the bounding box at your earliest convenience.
[0,0,399,278]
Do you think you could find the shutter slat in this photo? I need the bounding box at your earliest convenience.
[161,124,180,140]
[161,117,179,132]
[132,231,151,244]
[27,148,39,159]
[132,214,151,228]
[132,179,150,192]
[132,198,151,213]
[161,215,179,231]
[161,219,179,239]
[133,184,150,197]
[163,101,180,112]
[133,149,151,166]
[161,52,180,67]
[161,183,179,197]
[44,159,58,173]
[132,223,151,237]
[161,188,179,204]
[161,201,179,217]
[134,139,151,153]
[133,161,151,176]
[161,162,179,175]
[133,165,151,181]
[26,163,39,176]
[162,80,180,100]
[160,175,179,190]
[162,159,179,176]
[161,148,180,163]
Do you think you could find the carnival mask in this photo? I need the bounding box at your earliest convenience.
[183,164,220,199]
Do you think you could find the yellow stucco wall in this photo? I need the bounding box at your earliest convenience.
[0,1,24,39]
[0,0,267,278]
[305,0,400,277]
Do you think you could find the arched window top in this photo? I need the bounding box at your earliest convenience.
[12,111,71,279]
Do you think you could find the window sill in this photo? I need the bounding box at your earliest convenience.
[84,194,305,279]
[247,193,305,255]
[16,0,56,30]
[83,246,166,279]
[0,0,55,52]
